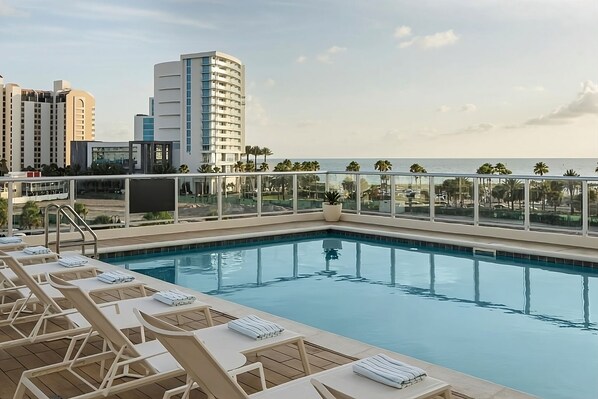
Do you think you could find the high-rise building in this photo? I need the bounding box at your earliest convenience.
[147,51,245,173]
[0,76,95,172]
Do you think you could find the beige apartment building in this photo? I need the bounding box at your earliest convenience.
[0,76,95,172]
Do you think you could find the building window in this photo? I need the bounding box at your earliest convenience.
[185,59,192,154]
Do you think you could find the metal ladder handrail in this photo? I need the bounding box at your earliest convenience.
[44,204,98,258]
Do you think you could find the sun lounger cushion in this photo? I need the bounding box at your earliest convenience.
[58,255,89,268]
[153,289,196,306]
[23,246,51,255]
[97,270,135,284]
[352,354,426,389]
[0,237,22,244]
[228,314,285,340]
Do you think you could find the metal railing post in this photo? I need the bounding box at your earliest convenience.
[69,179,76,232]
[124,178,130,228]
[257,174,262,217]
[325,173,330,192]
[473,178,479,226]
[7,182,13,236]
[174,177,179,224]
[293,174,298,214]
[429,177,435,222]
[217,175,223,221]
[390,175,396,218]
[356,173,361,214]
[524,179,530,231]
[582,180,588,236]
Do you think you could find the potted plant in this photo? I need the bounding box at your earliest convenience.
[323,190,342,222]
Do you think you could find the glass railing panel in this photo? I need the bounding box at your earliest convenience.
[297,173,326,211]
[222,175,257,217]
[395,175,430,218]
[589,183,598,234]
[434,176,474,223]
[529,178,582,231]
[74,178,126,229]
[327,173,357,211]
[360,174,391,216]
[261,174,293,214]
[476,177,523,227]
[176,175,215,222]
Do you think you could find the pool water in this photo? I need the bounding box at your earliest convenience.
[106,235,598,399]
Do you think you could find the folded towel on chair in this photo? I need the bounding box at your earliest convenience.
[353,354,426,389]
[58,255,89,268]
[23,246,51,255]
[0,237,23,244]
[228,314,284,340]
[97,270,135,284]
[153,289,196,306]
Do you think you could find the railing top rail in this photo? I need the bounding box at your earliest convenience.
[1,171,598,183]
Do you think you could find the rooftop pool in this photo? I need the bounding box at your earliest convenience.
[106,233,598,399]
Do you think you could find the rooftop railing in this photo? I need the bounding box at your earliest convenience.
[1,171,597,238]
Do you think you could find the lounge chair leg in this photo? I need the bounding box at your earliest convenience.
[296,338,312,375]
[204,308,213,326]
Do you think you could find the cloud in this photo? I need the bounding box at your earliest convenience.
[458,123,495,134]
[460,103,477,112]
[398,29,459,49]
[297,119,320,128]
[394,25,412,39]
[296,55,307,64]
[245,95,270,127]
[525,80,598,126]
[437,105,451,113]
[265,78,276,87]
[317,46,347,64]
[74,2,214,29]
[514,85,546,92]
[0,0,24,16]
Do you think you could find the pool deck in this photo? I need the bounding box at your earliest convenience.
[7,220,563,398]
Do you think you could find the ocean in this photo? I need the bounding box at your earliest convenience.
[266,158,598,177]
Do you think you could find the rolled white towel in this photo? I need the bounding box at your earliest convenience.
[0,237,22,244]
[23,246,51,255]
[228,315,284,340]
[59,255,89,268]
[153,289,196,306]
[353,354,426,389]
[97,270,135,284]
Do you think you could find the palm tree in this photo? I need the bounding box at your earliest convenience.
[409,163,427,190]
[261,147,273,163]
[244,145,252,164]
[345,161,360,172]
[0,198,8,227]
[563,169,580,214]
[0,159,8,176]
[251,146,261,166]
[197,164,214,198]
[374,160,392,198]
[533,162,549,176]
[476,163,495,205]
[20,201,42,230]
[178,164,190,174]
[260,162,269,172]
[234,161,245,172]
[212,166,221,173]
[504,179,523,210]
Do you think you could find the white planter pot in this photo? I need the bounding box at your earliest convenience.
[322,203,342,222]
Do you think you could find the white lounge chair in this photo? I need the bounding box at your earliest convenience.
[0,262,213,350]
[0,255,147,317]
[0,248,58,265]
[134,310,453,399]
[0,258,100,287]
[14,275,312,399]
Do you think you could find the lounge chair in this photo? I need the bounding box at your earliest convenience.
[0,239,28,252]
[0,258,100,287]
[0,261,213,350]
[133,310,453,399]
[0,248,58,265]
[0,254,146,317]
[14,275,311,399]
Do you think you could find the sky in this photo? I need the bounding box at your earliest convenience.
[1,0,597,159]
